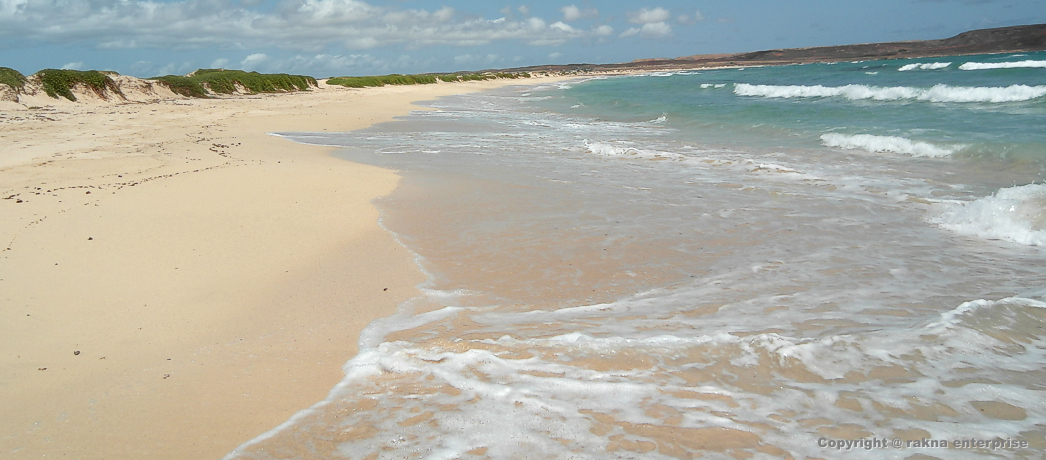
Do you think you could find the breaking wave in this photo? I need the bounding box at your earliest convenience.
[820,133,962,157]
[934,183,1046,246]
[898,62,951,71]
[959,60,1046,70]
[734,83,1046,103]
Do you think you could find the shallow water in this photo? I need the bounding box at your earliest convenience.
[231,52,1046,459]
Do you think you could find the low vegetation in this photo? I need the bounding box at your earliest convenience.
[327,72,531,88]
[327,74,438,88]
[150,69,318,97]
[37,69,123,101]
[0,67,27,91]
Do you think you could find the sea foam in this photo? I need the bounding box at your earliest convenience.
[734,83,1046,103]
[933,183,1046,246]
[959,60,1046,70]
[820,133,961,157]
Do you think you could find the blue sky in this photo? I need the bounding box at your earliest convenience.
[0,0,1043,78]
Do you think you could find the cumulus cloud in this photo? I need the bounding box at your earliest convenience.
[560,4,597,21]
[627,7,670,24]
[210,58,230,68]
[639,22,672,39]
[241,53,269,69]
[621,22,672,39]
[61,61,84,70]
[592,24,613,36]
[619,21,669,39]
[550,21,576,33]
[0,0,607,53]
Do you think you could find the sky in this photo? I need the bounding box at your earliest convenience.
[0,0,1043,78]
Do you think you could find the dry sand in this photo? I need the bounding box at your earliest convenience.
[0,76,570,459]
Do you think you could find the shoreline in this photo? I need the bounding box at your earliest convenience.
[0,76,574,459]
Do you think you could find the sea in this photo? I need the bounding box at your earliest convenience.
[230,52,1046,459]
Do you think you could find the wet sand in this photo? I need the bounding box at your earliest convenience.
[0,76,571,459]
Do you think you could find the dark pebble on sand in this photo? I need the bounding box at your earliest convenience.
[74,350,80,355]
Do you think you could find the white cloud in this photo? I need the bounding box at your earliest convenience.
[345,36,379,49]
[548,52,562,59]
[527,17,546,29]
[550,21,576,33]
[627,7,670,24]
[518,5,530,15]
[210,58,230,68]
[561,5,581,21]
[0,0,606,55]
[639,22,672,39]
[621,22,672,40]
[560,4,597,21]
[592,24,613,36]
[61,61,84,70]
[242,53,268,64]
[433,6,453,22]
[241,53,270,69]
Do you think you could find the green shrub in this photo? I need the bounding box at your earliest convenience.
[150,69,317,97]
[149,75,209,98]
[37,69,123,101]
[0,67,27,91]
[327,72,529,89]
[327,74,439,88]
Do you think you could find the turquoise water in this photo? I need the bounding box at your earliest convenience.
[232,53,1046,459]
[549,52,1046,168]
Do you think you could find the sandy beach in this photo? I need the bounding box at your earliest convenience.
[0,76,569,459]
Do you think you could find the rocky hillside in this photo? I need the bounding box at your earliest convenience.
[498,23,1046,74]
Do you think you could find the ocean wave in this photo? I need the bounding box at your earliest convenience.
[820,133,962,157]
[734,82,1046,103]
[898,62,951,71]
[959,60,1046,70]
[933,183,1046,246]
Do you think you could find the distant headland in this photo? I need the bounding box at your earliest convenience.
[495,23,1046,74]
